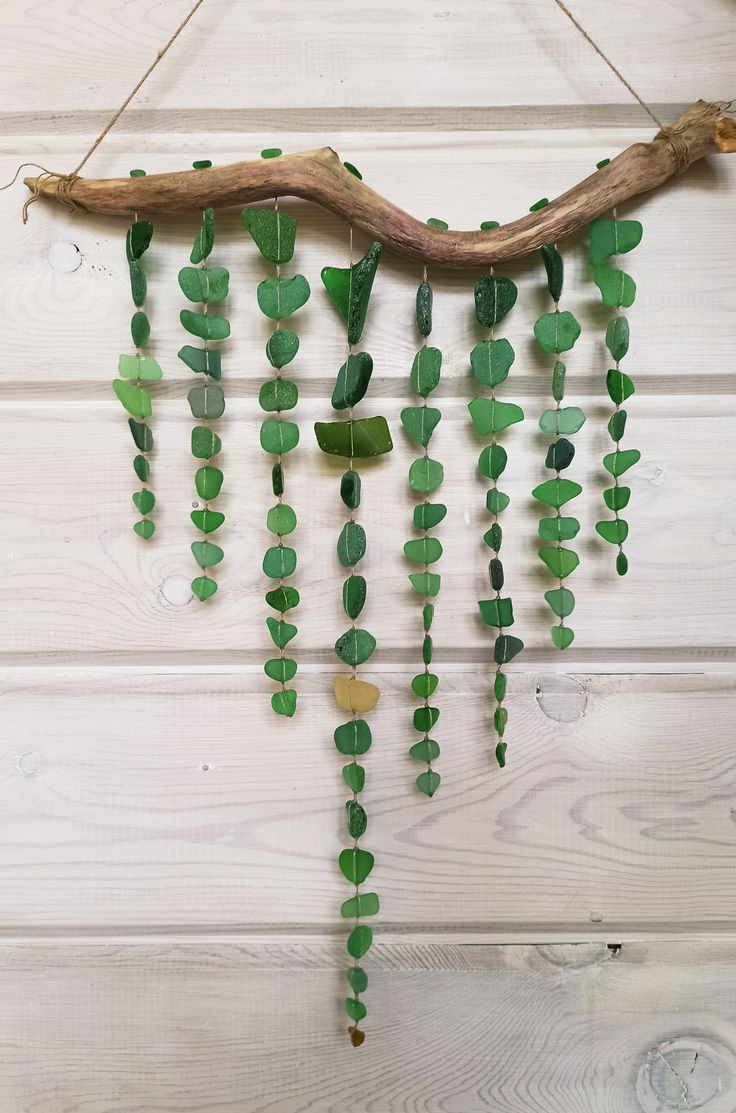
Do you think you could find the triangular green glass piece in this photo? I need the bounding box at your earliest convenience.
[321,242,382,345]
[241,207,297,264]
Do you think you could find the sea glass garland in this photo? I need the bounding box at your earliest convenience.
[112,171,159,540]
[532,226,584,650]
[589,204,642,574]
[403,262,443,798]
[243,175,310,718]
[315,224,391,1047]
[469,227,524,769]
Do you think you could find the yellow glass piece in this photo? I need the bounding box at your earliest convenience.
[333,675,380,713]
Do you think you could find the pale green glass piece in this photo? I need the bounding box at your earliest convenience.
[314,416,393,458]
[191,540,224,568]
[241,207,297,264]
[256,275,310,320]
[544,587,575,617]
[321,242,381,345]
[532,477,582,507]
[534,310,581,354]
[410,347,442,397]
[188,384,225,420]
[409,738,440,763]
[341,892,379,919]
[416,770,441,797]
[178,265,230,304]
[260,419,299,455]
[551,626,574,650]
[180,310,230,341]
[404,537,443,564]
[468,397,523,435]
[588,218,642,264]
[469,338,515,387]
[113,380,151,419]
[409,572,441,597]
[538,546,580,578]
[133,519,154,539]
[118,353,162,381]
[408,457,444,494]
[593,264,636,308]
[539,407,586,435]
[267,503,297,535]
[401,405,441,446]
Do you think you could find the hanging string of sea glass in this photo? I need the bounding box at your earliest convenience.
[531,199,584,648]
[315,193,390,1045]
[112,169,160,539]
[242,148,310,717]
[403,238,444,798]
[469,222,524,768]
[179,165,229,602]
[589,178,642,574]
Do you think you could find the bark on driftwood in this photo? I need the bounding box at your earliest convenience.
[24,100,736,267]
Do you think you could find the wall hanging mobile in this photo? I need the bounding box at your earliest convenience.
[16,0,736,1049]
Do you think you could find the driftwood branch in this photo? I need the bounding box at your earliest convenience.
[24,100,736,268]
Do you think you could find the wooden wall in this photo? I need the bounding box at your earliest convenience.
[1,1,735,1109]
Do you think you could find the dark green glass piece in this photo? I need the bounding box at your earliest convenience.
[260,419,299,454]
[331,352,373,410]
[314,416,393,458]
[346,800,368,839]
[474,275,517,328]
[343,161,362,179]
[343,574,367,620]
[538,546,580,578]
[256,275,310,320]
[126,220,153,261]
[588,218,642,264]
[423,603,434,631]
[261,148,282,159]
[552,360,566,402]
[335,627,376,667]
[265,585,300,612]
[494,707,508,736]
[487,522,502,551]
[606,368,635,404]
[190,208,215,264]
[416,281,433,336]
[180,310,230,342]
[127,418,152,451]
[494,673,506,702]
[131,311,150,348]
[178,265,230,304]
[191,508,225,533]
[192,160,212,169]
[494,634,524,664]
[616,552,629,576]
[534,310,581,354]
[259,379,298,412]
[271,689,297,717]
[414,503,446,529]
[321,242,382,345]
[410,346,442,397]
[489,558,504,590]
[608,409,627,441]
[266,329,299,369]
[129,169,146,177]
[190,426,221,459]
[264,657,297,683]
[188,383,225,420]
[343,763,365,793]
[486,489,510,515]
[128,258,146,307]
[133,454,149,481]
[545,438,575,471]
[178,345,222,379]
[346,924,373,959]
[401,405,441,446]
[470,338,515,388]
[334,719,372,756]
[263,545,297,579]
[191,540,224,569]
[422,635,432,664]
[340,470,361,509]
[426,217,448,230]
[478,444,507,480]
[272,464,284,496]
[541,243,563,301]
[603,485,630,511]
[413,706,439,732]
[480,220,500,230]
[241,207,297,264]
[529,197,549,211]
[337,521,366,567]
[606,316,630,361]
[416,770,441,797]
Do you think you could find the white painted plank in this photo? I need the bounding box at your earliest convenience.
[2,939,736,1112]
[2,0,734,119]
[2,392,734,658]
[1,669,734,929]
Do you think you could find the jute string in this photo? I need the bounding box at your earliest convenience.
[2,0,207,222]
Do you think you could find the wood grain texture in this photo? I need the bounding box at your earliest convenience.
[2,939,736,1112]
[1,669,734,930]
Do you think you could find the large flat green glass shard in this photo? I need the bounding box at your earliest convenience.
[321,241,382,345]
[468,397,523,434]
[532,478,582,507]
[256,275,310,319]
[314,415,392,458]
[593,264,636,307]
[588,218,642,264]
[470,338,515,387]
[178,266,230,304]
[241,207,297,264]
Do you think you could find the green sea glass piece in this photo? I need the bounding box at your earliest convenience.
[180,310,230,341]
[195,466,223,500]
[260,148,282,159]
[416,770,441,797]
[343,764,365,793]
[414,503,446,530]
[478,597,514,627]
[265,585,300,612]
[413,706,439,732]
[588,218,642,264]
[191,575,217,601]
[266,616,297,648]
[341,891,379,919]
[346,965,368,995]
[494,673,506,701]
[265,658,297,684]
[401,405,441,446]
[552,360,566,402]
[126,220,153,261]
[416,281,433,336]
[190,208,215,264]
[487,489,510,515]
[606,368,635,404]
[343,574,367,620]
[538,546,580,578]
[530,198,549,211]
[427,217,448,230]
[266,329,299,369]
[608,410,627,441]
[129,419,152,451]
[133,519,154,539]
[606,316,630,361]
[474,275,517,327]
[410,347,442,397]
[272,465,284,496]
[539,407,586,435]
[409,572,441,597]
[603,485,630,511]
[540,243,563,301]
[260,419,299,454]
[603,448,640,476]
[410,738,440,763]
[596,518,629,544]
[267,503,297,536]
[478,444,507,480]
[594,264,636,308]
[331,352,373,410]
[188,384,225,420]
[545,587,575,617]
[335,628,376,666]
[339,847,374,885]
[539,516,579,541]
[314,416,393,458]
[408,457,444,494]
[343,161,362,179]
[191,426,222,459]
[337,521,366,566]
[259,379,298,412]
[534,310,581,354]
[545,438,575,470]
[128,259,146,307]
[404,537,443,564]
[411,673,438,698]
[469,338,515,388]
[532,478,582,507]
[241,208,297,264]
[178,265,230,304]
[118,353,162,381]
[256,275,310,319]
[113,380,151,419]
[130,311,150,348]
[133,455,149,481]
[489,558,504,590]
[178,345,222,379]
[340,470,361,509]
[263,545,297,579]
[334,719,372,756]
[346,925,373,958]
[494,635,524,664]
[551,626,574,650]
[617,552,629,576]
[321,242,382,345]
[191,508,225,533]
[468,398,524,435]
[191,540,224,568]
[271,689,297,717]
[132,489,155,514]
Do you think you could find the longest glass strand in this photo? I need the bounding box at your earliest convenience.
[469,235,524,768]
[404,265,444,797]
